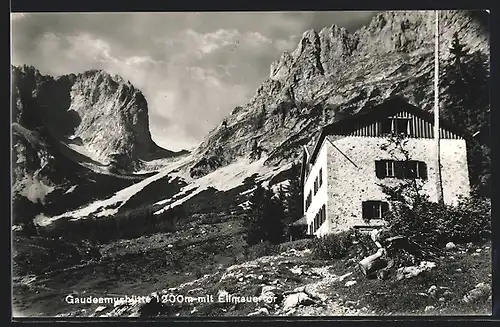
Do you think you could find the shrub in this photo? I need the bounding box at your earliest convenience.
[277,238,315,253]
[311,230,354,260]
[352,229,380,257]
[448,196,491,242]
[245,241,278,260]
[385,196,491,252]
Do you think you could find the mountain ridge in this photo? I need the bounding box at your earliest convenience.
[12,10,490,227]
[187,10,489,178]
[11,65,187,167]
[11,65,189,225]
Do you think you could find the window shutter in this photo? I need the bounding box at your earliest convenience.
[418,162,428,180]
[394,161,404,178]
[381,202,389,218]
[400,161,409,178]
[362,202,369,219]
[406,161,415,178]
[375,161,385,178]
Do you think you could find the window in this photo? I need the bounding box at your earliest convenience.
[394,118,410,134]
[362,201,389,220]
[305,191,312,211]
[314,178,318,195]
[319,168,323,186]
[375,160,427,180]
[381,117,411,136]
[407,161,428,180]
[385,161,395,177]
[311,205,327,234]
[320,205,326,225]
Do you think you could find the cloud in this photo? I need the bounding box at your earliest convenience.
[11,12,377,151]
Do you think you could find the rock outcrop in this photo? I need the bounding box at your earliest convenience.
[11,66,182,226]
[188,10,489,178]
[11,65,179,168]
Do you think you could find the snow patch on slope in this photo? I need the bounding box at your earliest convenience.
[19,176,55,204]
[34,155,193,226]
[34,154,292,226]
[153,157,276,215]
[66,143,102,163]
[64,185,78,194]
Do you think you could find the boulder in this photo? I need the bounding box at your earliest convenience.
[345,280,357,287]
[396,261,436,281]
[463,283,491,304]
[424,305,435,313]
[282,292,315,311]
[445,242,456,250]
[248,307,270,316]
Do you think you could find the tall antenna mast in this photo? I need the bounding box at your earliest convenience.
[434,10,444,203]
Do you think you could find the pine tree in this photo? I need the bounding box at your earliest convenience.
[244,184,268,245]
[266,194,286,244]
[441,33,489,134]
[449,32,467,70]
[244,184,286,245]
[286,163,303,224]
[440,32,490,197]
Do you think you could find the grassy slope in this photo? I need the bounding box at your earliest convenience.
[12,181,257,317]
[326,240,492,316]
[140,239,492,317]
[12,166,491,318]
[12,231,491,318]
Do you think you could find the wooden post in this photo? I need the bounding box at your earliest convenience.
[434,10,444,204]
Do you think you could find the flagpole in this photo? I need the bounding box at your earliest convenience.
[434,10,444,203]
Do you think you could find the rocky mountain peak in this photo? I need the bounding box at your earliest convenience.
[189,10,489,179]
[67,69,153,163]
[11,66,178,171]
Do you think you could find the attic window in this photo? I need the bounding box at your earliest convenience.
[381,117,411,135]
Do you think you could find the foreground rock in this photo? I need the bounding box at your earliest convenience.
[396,261,436,280]
[463,283,491,304]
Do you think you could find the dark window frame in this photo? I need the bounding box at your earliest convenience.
[362,201,389,220]
[375,160,427,180]
[305,191,313,211]
[381,117,411,136]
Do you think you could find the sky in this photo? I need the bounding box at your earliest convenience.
[11,11,377,151]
